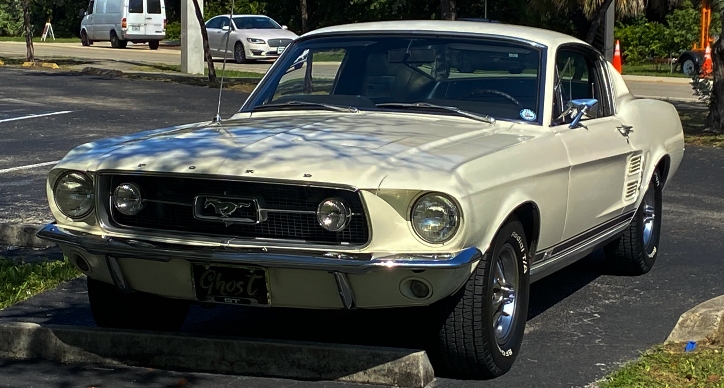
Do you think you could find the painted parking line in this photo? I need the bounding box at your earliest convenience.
[0,111,72,124]
[0,161,59,174]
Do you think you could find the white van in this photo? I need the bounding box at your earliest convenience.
[80,0,166,49]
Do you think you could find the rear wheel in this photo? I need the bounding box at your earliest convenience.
[605,170,663,275]
[110,31,127,49]
[435,219,530,378]
[81,30,90,46]
[234,42,247,64]
[148,40,159,50]
[87,277,190,331]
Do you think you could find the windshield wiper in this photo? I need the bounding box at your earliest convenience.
[376,102,496,124]
[252,101,359,113]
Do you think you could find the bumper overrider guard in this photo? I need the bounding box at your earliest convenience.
[37,223,484,308]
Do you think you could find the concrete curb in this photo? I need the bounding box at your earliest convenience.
[0,322,435,387]
[665,295,724,344]
[0,224,54,249]
[622,74,692,84]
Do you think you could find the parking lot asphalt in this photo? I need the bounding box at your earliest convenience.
[1,66,724,387]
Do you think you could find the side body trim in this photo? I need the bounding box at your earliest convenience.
[530,210,635,282]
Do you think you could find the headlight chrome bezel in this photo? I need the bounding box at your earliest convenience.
[53,171,95,220]
[410,192,461,244]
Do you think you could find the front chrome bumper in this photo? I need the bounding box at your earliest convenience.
[37,223,483,275]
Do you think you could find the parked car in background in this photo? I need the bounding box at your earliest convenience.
[38,20,684,379]
[80,0,166,49]
[204,14,298,63]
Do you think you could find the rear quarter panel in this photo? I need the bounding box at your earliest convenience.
[616,95,685,197]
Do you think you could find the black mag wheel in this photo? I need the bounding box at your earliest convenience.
[605,170,663,275]
[435,218,530,379]
[87,277,190,332]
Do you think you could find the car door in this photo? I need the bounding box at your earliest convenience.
[126,0,145,35]
[145,0,165,38]
[552,46,641,241]
[205,16,225,54]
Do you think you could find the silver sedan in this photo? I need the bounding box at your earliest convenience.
[204,14,298,63]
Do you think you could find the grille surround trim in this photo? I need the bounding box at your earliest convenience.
[96,171,372,249]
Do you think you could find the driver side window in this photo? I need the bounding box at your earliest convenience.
[553,48,608,125]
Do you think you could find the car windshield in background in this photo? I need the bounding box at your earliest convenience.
[232,16,281,29]
[242,35,543,123]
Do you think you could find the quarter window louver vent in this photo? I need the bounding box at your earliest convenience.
[625,181,639,200]
[628,155,642,176]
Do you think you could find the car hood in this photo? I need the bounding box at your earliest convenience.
[58,111,536,191]
[234,28,298,40]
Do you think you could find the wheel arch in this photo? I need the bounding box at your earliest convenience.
[491,201,541,256]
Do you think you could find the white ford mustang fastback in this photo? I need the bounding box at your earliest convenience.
[38,20,684,378]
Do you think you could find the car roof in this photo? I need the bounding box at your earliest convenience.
[302,20,585,49]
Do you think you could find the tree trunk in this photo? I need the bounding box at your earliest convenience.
[191,0,215,83]
[441,0,456,20]
[584,0,615,44]
[23,0,34,62]
[708,33,724,133]
[300,0,308,33]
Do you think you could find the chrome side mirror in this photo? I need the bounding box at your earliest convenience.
[221,25,230,31]
[567,98,598,129]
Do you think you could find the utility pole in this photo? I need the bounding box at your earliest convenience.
[181,0,204,74]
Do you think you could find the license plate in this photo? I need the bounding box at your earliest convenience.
[277,46,286,54]
[192,264,269,305]
[131,25,140,31]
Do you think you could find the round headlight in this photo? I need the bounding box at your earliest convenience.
[53,171,94,219]
[317,198,351,232]
[113,183,144,215]
[411,193,460,243]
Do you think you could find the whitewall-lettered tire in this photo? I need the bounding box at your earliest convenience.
[605,170,663,275]
[435,218,530,378]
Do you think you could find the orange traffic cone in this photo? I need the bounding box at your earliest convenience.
[612,40,622,73]
[701,45,713,77]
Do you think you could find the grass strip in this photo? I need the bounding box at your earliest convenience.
[0,257,80,309]
[0,37,80,43]
[600,343,724,388]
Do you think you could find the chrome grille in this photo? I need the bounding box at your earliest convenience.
[267,38,292,47]
[101,174,369,246]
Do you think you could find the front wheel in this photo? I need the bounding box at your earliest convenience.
[435,219,530,378]
[87,277,190,331]
[234,42,247,64]
[605,170,663,275]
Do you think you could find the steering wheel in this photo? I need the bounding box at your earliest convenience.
[462,89,522,107]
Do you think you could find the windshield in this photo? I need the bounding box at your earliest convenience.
[242,35,543,123]
[232,16,281,30]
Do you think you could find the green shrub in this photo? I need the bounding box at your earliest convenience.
[166,20,180,40]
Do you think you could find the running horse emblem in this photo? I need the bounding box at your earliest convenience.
[204,198,252,218]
